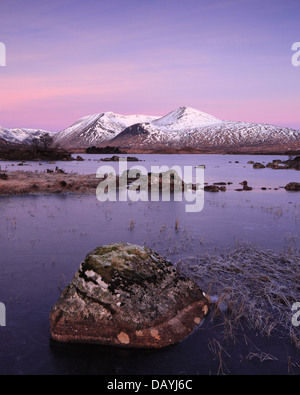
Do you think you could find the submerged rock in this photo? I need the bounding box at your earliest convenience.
[50,243,210,348]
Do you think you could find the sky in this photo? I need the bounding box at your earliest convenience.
[0,0,299,131]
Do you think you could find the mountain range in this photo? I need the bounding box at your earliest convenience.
[1,107,300,153]
[0,127,54,144]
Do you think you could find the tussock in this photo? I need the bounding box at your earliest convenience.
[177,243,300,348]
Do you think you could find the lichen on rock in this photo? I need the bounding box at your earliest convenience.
[50,242,210,348]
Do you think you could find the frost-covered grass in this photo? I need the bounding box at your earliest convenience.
[177,243,300,349]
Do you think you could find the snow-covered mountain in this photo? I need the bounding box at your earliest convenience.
[1,107,299,153]
[111,107,300,152]
[53,112,159,148]
[0,126,54,145]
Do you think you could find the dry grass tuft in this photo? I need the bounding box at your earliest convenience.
[177,243,300,348]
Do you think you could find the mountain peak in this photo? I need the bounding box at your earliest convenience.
[151,106,221,130]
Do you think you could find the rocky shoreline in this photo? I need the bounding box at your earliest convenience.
[250,156,300,170]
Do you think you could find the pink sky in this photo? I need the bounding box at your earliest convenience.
[0,0,299,131]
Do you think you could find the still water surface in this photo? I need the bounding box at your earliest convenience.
[0,154,299,374]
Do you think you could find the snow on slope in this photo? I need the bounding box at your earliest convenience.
[112,106,300,150]
[54,112,159,148]
[184,121,300,147]
[151,106,222,130]
[0,127,54,145]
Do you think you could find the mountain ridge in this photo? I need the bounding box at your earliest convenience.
[110,107,300,152]
[53,112,159,149]
[1,106,299,153]
[0,127,54,145]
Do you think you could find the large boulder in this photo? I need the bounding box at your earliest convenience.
[50,243,210,348]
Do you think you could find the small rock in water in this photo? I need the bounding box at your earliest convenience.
[50,243,210,348]
[285,182,300,191]
[253,162,266,169]
[239,180,252,191]
[235,181,252,191]
[204,185,220,192]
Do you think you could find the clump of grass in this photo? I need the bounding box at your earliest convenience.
[128,219,135,231]
[160,224,167,233]
[177,243,300,348]
[208,338,231,375]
